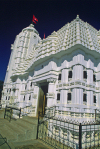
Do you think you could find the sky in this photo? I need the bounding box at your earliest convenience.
[0,0,100,81]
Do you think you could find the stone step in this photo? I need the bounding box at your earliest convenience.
[3,122,26,142]
[9,139,52,149]
[22,116,38,124]
[0,108,39,147]
[19,117,37,126]
[12,119,35,130]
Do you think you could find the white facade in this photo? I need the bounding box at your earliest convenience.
[2,15,100,122]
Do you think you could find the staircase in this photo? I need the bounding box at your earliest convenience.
[0,109,38,149]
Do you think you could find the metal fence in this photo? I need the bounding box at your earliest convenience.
[0,134,11,149]
[37,112,100,149]
[4,105,21,122]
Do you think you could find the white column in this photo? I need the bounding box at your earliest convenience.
[61,90,68,104]
[97,93,100,107]
[47,78,56,107]
[61,69,68,83]
[73,65,83,81]
[72,88,83,104]
[87,91,93,106]
[87,69,93,84]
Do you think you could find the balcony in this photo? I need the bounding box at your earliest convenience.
[56,80,96,91]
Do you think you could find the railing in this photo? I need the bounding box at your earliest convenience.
[0,134,11,148]
[4,105,21,122]
[21,105,33,116]
[56,80,97,90]
[37,113,100,149]
[45,106,56,118]
[95,109,100,122]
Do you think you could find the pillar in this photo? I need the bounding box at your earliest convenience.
[47,78,56,107]
[72,88,83,104]
[61,69,68,83]
[87,69,93,84]
[87,91,93,106]
[73,65,83,81]
[60,90,68,104]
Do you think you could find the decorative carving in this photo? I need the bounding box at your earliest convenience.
[47,78,57,83]
[33,82,38,86]
[33,94,37,99]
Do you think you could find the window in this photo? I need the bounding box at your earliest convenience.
[68,71,72,78]
[23,96,25,101]
[58,74,61,80]
[29,95,31,100]
[25,85,27,90]
[57,93,60,101]
[7,89,8,92]
[10,89,11,92]
[6,96,7,100]
[93,95,96,103]
[93,74,96,82]
[30,82,32,87]
[83,93,87,102]
[83,71,87,79]
[67,93,71,100]
[8,96,10,100]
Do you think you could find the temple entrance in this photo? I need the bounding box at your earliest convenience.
[37,83,48,116]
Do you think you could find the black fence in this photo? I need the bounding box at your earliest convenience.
[37,111,100,149]
[0,134,11,149]
[4,105,21,122]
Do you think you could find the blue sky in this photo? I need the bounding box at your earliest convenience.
[0,0,100,81]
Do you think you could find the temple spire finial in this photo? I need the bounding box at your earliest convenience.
[76,15,79,19]
[76,15,79,21]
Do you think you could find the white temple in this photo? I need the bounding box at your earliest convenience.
[1,15,100,122]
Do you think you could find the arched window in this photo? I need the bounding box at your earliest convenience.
[83,71,87,79]
[93,74,96,82]
[25,85,27,90]
[67,93,71,101]
[30,82,32,87]
[93,95,96,103]
[58,74,61,81]
[68,71,72,78]
[83,93,87,102]
[29,95,31,100]
[23,96,25,101]
[57,93,60,101]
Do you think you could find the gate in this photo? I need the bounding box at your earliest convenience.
[37,107,100,149]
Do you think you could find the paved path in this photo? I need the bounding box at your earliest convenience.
[0,138,52,149]
[15,139,52,149]
[0,109,52,149]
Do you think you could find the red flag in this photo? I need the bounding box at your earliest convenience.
[32,15,38,24]
[44,33,45,39]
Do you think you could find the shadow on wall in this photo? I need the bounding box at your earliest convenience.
[0,80,3,103]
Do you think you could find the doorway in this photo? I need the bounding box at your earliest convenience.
[37,83,48,116]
